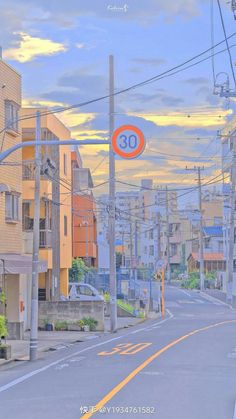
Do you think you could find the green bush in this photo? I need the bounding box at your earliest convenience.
[181,273,200,290]
[81,317,98,331]
[54,321,68,331]
[0,315,7,341]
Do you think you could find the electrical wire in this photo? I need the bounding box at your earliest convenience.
[1,32,236,138]
[217,0,236,87]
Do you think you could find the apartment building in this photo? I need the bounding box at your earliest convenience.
[71,149,98,267]
[21,108,72,301]
[0,59,47,338]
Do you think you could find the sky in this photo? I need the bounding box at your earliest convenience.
[1,0,236,199]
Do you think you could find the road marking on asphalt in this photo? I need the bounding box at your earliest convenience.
[81,319,236,419]
[193,299,205,304]
[178,300,195,304]
[0,312,173,395]
[179,289,192,297]
[55,363,69,370]
[98,343,152,356]
[140,371,164,376]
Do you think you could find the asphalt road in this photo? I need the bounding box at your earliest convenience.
[1,286,236,419]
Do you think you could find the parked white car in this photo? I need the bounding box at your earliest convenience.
[68,283,104,301]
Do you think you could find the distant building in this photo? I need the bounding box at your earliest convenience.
[188,252,225,273]
[71,149,98,267]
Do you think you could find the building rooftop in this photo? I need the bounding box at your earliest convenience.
[189,252,224,261]
[202,226,223,237]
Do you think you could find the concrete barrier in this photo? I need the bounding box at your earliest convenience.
[38,301,104,331]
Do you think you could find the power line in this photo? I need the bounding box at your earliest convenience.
[1,32,236,138]
[217,0,236,87]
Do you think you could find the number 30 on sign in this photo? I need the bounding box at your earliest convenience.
[112,125,145,159]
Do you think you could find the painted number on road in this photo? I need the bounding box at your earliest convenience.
[98,343,151,356]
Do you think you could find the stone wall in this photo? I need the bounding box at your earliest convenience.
[39,301,104,331]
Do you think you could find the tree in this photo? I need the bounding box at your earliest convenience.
[69,258,89,283]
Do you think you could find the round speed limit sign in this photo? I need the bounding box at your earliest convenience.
[112,125,145,159]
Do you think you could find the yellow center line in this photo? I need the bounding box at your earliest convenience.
[81,319,236,418]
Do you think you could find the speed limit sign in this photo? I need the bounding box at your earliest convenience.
[112,125,145,159]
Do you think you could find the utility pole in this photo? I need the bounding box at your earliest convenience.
[134,220,138,298]
[186,166,205,291]
[85,219,89,266]
[165,186,171,284]
[30,111,41,361]
[129,212,133,282]
[197,167,205,291]
[51,135,60,301]
[226,151,236,303]
[109,55,117,332]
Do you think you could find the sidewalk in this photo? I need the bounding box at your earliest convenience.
[202,288,236,308]
[0,316,146,367]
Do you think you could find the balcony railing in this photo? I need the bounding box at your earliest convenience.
[22,160,51,180]
[39,230,52,248]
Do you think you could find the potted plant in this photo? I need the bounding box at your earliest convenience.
[78,319,85,331]
[81,317,98,332]
[0,315,11,360]
[43,317,54,331]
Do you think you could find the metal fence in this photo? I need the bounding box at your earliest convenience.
[84,268,160,306]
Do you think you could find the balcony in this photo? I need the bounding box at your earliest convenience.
[22,160,51,180]
[23,229,52,251]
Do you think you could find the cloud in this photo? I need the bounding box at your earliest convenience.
[133,58,166,66]
[161,96,184,106]
[3,32,67,62]
[128,108,232,128]
[22,98,66,108]
[184,77,209,85]
[75,43,84,49]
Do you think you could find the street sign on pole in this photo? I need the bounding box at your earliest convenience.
[112,125,145,159]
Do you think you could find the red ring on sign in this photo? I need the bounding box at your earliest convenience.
[112,125,145,159]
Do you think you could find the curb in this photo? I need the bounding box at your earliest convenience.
[0,316,156,368]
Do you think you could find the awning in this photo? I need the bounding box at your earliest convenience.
[0,254,47,275]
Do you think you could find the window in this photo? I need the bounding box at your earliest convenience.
[63,153,67,175]
[5,100,19,132]
[5,193,19,221]
[149,245,154,256]
[149,229,153,240]
[22,201,33,230]
[170,243,177,256]
[64,215,68,236]
[78,285,94,296]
